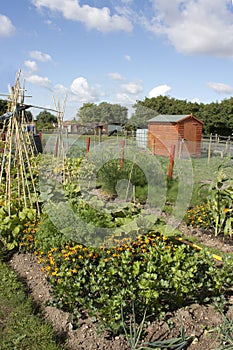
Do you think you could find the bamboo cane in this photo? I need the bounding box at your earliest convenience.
[18,120,40,214]
[14,116,28,208]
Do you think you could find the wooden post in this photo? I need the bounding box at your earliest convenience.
[120,139,125,167]
[86,137,91,159]
[207,133,212,164]
[98,126,102,143]
[178,139,182,159]
[226,137,230,157]
[168,145,175,180]
[54,136,59,157]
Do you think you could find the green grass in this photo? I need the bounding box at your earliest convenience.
[0,260,67,350]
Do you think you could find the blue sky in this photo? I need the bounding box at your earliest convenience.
[1,0,233,120]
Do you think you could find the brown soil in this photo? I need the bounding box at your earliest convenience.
[8,224,233,350]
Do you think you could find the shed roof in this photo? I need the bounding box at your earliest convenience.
[148,114,203,124]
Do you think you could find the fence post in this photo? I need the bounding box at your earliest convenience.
[226,137,230,157]
[168,145,175,180]
[207,133,212,164]
[120,139,125,167]
[86,137,91,159]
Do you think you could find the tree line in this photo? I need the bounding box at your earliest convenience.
[130,96,233,136]
[1,96,233,136]
[77,97,233,136]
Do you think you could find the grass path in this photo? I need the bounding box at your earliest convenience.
[0,260,67,350]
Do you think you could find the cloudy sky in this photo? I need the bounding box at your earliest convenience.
[1,0,233,119]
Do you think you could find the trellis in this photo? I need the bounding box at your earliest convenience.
[0,70,40,215]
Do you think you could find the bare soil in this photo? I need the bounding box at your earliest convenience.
[8,224,233,350]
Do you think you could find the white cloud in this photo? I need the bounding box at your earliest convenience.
[29,50,52,62]
[70,76,102,102]
[145,0,233,58]
[125,54,132,61]
[32,0,132,33]
[24,60,38,71]
[108,72,125,81]
[45,19,61,31]
[148,84,171,98]
[25,74,52,89]
[206,82,233,94]
[54,83,68,95]
[0,14,15,37]
[121,81,143,94]
[115,92,135,104]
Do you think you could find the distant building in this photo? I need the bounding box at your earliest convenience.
[148,114,203,157]
[62,121,124,135]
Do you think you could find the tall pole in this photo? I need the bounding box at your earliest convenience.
[168,145,175,180]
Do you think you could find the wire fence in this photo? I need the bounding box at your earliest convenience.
[41,130,233,160]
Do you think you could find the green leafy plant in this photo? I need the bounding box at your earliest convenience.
[202,169,233,236]
[97,158,148,198]
[0,205,37,251]
[31,224,233,334]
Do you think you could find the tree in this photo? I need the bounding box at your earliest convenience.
[129,102,158,129]
[97,102,128,124]
[77,103,99,124]
[0,99,8,116]
[0,99,8,131]
[36,111,57,130]
[24,110,33,122]
[77,102,128,124]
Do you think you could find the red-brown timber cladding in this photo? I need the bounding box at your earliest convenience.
[148,115,203,157]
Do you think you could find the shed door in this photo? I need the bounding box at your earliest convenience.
[184,122,198,155]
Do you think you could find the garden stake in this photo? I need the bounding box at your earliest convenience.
[86,137,91,159]
[175,236,223,263]
[168,145,175,180]
[125,154,136,201]
[120,138,125,167]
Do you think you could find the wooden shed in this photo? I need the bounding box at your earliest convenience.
[148,114,203,157]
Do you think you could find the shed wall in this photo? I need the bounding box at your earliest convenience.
[148,123,179,156]
[148,116,203,157]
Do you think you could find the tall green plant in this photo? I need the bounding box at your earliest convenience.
[203,169,233,237]
[121,302,193,350]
